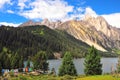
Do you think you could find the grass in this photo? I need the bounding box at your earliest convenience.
[76,75,120,80]
[1,73,120,80]
[9,74,76,80]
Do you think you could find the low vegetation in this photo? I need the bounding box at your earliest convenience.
[12,75,76,80]
[1,74,120,80]
[77,75,120,80]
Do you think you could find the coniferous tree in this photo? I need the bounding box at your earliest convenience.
[84,46,102,75]
[0,52,6,69]
[4,55,11,69]
[58,52,77,76]
[26,58,30,67]
[19,56,24,68]
[11,53,20,69]
[0,47,11,69]
[33,51,48,73]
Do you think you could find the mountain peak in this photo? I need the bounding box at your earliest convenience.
[41,18,49,24]
[83,14,96,20]
[57,15,120,52]
[19,19,62,29]
[19,20,35,27]
[83,15,110,33]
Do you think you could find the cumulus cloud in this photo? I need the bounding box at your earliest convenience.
[61,7,85,21]
[19,0,74,20]
[0,22,21,27]
[84,7,97,17]
[102,13,120,27]
[18,0,28,10]
[82,7,120,28]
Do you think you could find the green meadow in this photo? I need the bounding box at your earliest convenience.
[1,74,120,80]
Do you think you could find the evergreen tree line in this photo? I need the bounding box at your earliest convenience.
[0,47,24,69]
[0,25,90,59]
[0,46,104,76]
[0,48,48,75]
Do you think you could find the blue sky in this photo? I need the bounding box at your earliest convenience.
[0,0,120,27]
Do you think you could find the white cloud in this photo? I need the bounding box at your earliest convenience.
[16,0,120,28]
[84,7,97,17]
[61,7,85,21]
[102,13,120,27]
[7,10,14,13]
[17,0,86,21]
[19,0,74,20]
[18,0,28,10]
[0,0,11,8]
[82,7,120,28]
[77,7,84,12]
[0,22,21,27]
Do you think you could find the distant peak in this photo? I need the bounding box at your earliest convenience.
[42,18,49,22]
[83,14,96,20]
[96,16,107,22]
[27,20,34,23]
[18,20,35,27]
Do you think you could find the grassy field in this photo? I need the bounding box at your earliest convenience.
[1,73,120,80]
[9,75,76,80]
[77,75,120,80]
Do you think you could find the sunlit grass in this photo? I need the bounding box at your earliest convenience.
[76,75,120,80]
[10,74,76,80]
[2,73,120,80]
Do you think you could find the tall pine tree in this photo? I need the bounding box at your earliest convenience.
[58,51,77,76]
[0,47,11,69]
[11,53,20,69]
[84,46,102,75]
[33,51,48,73]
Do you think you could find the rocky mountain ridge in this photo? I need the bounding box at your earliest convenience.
[19,19,62,29]
[19,15,120,52]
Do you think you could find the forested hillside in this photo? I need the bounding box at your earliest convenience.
[0,25,91,59]
[0,25,117,59]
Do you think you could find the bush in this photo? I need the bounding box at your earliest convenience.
[9,71,14,77]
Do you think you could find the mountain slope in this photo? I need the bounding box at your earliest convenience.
[22,25,91,57]
[18,15,120,54]
[0,25,91,59]
[19,15,120,52]
[57,15,120,52]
